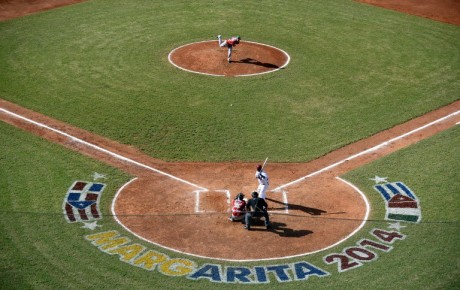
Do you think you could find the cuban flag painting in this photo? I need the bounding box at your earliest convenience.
[63,181,105,223]
[374,182,421,223]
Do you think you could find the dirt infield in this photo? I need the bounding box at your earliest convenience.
[0,0,87,22]
[1,99,459,260]
[357,0,460,26]
[2,0,459,26]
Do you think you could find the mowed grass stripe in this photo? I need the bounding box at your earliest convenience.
[1,1,459,162]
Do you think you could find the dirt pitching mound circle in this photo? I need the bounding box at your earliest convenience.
[168,40,290,77]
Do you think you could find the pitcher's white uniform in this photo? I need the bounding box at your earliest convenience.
[255,165,269,199]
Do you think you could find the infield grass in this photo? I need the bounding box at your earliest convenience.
[0,0,458,162]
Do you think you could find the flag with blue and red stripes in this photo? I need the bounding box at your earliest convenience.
[63,181,105,223]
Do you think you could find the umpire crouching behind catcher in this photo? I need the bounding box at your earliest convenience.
[244,191,272,230]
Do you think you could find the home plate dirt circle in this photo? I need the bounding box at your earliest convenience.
[168,40,290,76]
[112,163,369,262]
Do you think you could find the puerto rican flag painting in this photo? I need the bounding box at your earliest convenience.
[63,181,105,223]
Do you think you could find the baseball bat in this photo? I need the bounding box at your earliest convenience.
[261,157,268,170]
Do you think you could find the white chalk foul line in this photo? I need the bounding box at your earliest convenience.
[0,107,207,191]
[274,110,460,191]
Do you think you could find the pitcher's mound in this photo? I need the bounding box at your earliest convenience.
[168,40,290,77]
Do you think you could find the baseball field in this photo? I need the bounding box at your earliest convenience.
[0,0,459,289]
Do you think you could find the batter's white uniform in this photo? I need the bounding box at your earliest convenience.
[255,169,269,199]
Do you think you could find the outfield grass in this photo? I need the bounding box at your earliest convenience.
[1,0,459,289]
[0,0,458,162]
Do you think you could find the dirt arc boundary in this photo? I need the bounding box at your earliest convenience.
[168,40,291,77]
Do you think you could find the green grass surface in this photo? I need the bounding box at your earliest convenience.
[342,126,460,289]
[0,0,458,162]
[1,0,459,289]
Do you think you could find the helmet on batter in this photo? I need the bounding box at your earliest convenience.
[256,165,262,171]
[237,35,241,40]
[251,191,258,198]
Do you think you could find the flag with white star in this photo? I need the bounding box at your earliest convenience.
[63,181,105,223]
[373,181,421,223]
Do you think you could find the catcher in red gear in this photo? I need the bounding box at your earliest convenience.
[229,193,246,222]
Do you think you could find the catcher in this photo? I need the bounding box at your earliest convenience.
[228,193,246,222]
[217,34,241,63]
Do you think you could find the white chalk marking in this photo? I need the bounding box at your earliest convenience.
[282,191,289,214]
[268,190,289,214]
[194,190,203,213]
[274,110,460,191]
[193,189,230,213]
[226,190,231,205]
[111,177,138,218]
[0,107,207,191]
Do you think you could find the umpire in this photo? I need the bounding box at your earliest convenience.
[244,191,272,230]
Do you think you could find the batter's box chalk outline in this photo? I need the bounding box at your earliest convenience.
[194,189,230,213]
[267,190,289,214]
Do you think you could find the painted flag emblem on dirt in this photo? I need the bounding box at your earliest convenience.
[63,181,105,223]
[374,182,421,223]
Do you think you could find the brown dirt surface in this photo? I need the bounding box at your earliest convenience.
[0,0,87,22]
[357,0,460,26]
[2,0,458,26]
[1,99,459,260]
[169,40,289,77]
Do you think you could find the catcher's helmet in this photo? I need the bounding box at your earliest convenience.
[251,191,258,198]
[236,193,245,200]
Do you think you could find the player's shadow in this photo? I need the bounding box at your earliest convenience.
[233,58,280,68]
[266,198,327,216]
[271,222,313,237]
[248,219,312,237]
